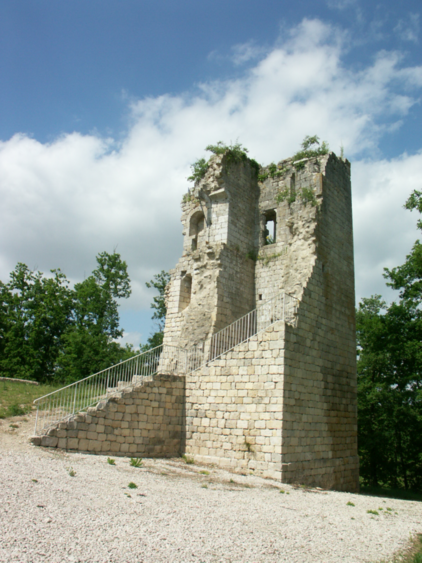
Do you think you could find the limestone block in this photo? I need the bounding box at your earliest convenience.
[40,436,58,447]
[78,439,89,450]
[88,440,101,452]
[67,438,79,450]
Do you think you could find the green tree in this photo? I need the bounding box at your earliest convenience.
[385,190,422,304]
[0,265,73,382]
[142,270,170,350]
[357,296,422,491]
[357,189,422,492]
[57,251,131,381]
[0,251,132,384]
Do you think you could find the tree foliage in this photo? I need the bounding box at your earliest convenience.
[357,297,422,491]
[357,191,422,492]
[141,270,170,350]
[0,251,132,383]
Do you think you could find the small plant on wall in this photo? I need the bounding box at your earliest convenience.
[187,141,260,185]
[276,186,317,207]
[292,135,329,170]
[187,158,209,183]
[258,162,290,183]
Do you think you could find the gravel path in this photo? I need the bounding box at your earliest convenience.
[0,414,421,563]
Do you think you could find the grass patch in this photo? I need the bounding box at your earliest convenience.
[0,379,63,419]
[199,470,210,475]
[380,534,422,563]
[347,501,355,506]
[107,458,116,465]
[367,509,379,515]
[360,484,422,502]
[130,458,143,468]
[68,467,76,477]
[128,482,137,489]
[182,454,194,465]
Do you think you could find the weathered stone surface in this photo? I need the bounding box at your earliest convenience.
[165,151,358,492]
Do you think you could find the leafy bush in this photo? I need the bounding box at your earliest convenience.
[187,158,208,183]
[292,135,329,170]
[187,141,260,185]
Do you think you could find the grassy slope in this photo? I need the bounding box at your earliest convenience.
[0,379,62,418]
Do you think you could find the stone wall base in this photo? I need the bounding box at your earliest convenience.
[31,374,185,458]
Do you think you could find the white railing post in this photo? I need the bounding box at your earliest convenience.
[72,382,78,416]
[34,405,39,435]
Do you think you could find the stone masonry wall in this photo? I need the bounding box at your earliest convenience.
[33,375,185,458]
[163,155,259,350]
[181,151,359,491]
[214,246,255,332]
[184,322,286,481]
[255,157,322,303]
[280,154,359,492]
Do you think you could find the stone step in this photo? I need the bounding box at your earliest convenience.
[106,374,147,395]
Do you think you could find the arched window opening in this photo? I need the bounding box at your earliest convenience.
[189,210,205,236]
[189,210,205,251]
[178,273,192,312]
[263,209,276,245]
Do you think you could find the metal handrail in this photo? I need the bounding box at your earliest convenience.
[33,343,185,435]
[33,290,298,435]
[206,290,298,365]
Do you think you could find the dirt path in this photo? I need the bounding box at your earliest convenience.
[0,412,421,563]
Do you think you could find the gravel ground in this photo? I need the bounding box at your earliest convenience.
[0,414,421,563]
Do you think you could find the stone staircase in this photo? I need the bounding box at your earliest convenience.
[31,374,185,457]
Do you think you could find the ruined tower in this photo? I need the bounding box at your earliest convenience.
[32,145,359,492]
[164,148,359,491]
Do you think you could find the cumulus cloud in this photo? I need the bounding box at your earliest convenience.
[1,18,422,337]
[352,152,422,303]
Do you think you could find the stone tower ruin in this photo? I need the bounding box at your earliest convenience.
[31,146,359,493]
[163,148,359,491]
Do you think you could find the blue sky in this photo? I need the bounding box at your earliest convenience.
[1,0,422,346]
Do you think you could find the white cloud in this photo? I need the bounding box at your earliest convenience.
[326,0,357,10]
[394,13,420,43]
[116,331,143,349]
[1,18,421,334]
[352,152,422,304]
[231,41,267,66]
